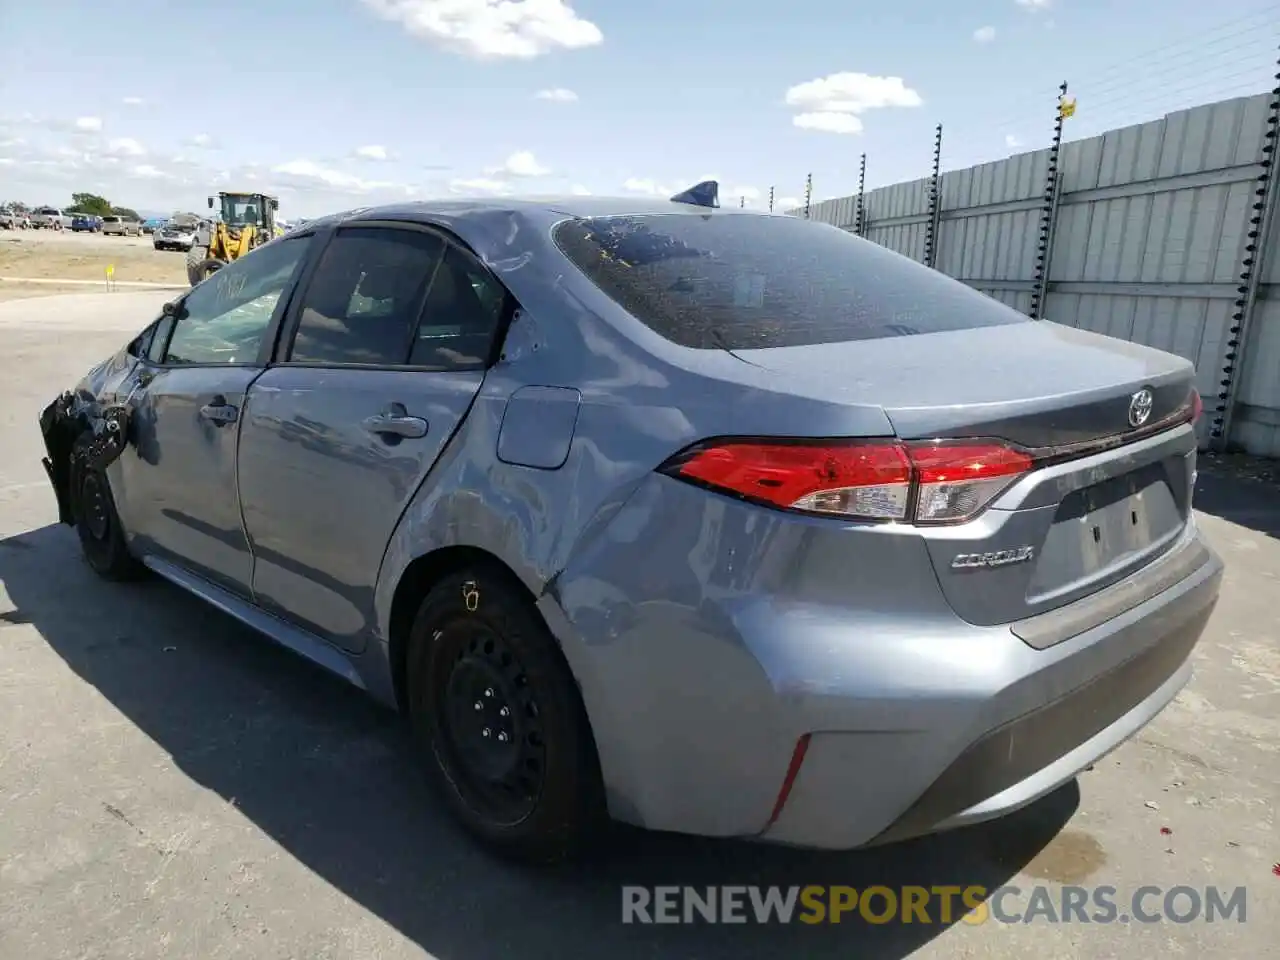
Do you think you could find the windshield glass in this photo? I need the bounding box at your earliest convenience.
[553,213,1030,350]
[219,195,265,226]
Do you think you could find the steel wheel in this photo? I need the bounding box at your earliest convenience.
[80,472,111,541]
[433,619,546,826]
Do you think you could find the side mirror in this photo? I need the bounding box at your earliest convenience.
[161,299,179,317]
[207,197,214,209]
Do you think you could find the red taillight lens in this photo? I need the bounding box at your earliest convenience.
[906,442,1034,523]
[672,440,912,520]
[662,439,1034,525]
[1190,388,1203,423]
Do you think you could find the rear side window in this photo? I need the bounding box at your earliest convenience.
[553,213,1029,350]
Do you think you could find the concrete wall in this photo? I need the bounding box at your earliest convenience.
[805,92,1280,456]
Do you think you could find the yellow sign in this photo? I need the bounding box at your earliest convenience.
[1059,97,1077,119]
[105,264,115,277]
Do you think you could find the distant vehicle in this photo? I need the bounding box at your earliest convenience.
[141,218,166,235]
[29,207,64,230]
[0,209,30,230]
[153,220,198,252]
[102,215,141,237]
[72,215,104,233]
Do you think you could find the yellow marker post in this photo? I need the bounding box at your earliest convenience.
[105,263,115,293]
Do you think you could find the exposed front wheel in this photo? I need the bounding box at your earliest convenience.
[75,468,143,581]
[407,568,605,863]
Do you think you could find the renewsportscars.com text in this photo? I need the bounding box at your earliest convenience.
[621,884,1248,925]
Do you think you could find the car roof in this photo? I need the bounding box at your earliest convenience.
[295,194,784,235]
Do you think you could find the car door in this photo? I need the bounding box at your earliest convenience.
[236,222,510,652]
[118,235,314,596]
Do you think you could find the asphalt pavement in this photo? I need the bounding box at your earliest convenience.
[0,292,1276,959]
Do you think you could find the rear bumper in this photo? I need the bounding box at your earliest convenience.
[545,475,1222,849]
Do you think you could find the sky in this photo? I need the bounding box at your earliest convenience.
[2,0,1278,219]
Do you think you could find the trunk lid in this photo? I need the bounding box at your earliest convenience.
[736,321,1200,627]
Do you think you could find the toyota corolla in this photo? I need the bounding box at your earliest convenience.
[39,183,1222,863]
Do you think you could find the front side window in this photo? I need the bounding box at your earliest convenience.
[289,227,445,366]
[553,213,1030,350]
[163,237,310,365]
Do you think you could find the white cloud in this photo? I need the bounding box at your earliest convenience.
[354,144,390,161]
[570,184,591,195]
[122,96,144,106]
[360,0,603,59]
[128,164,171,180]
[187,133,213,148]
[973,25,996,42]
[793,112,864,134]
[449,176,511,195]
[489,149,549,177]
[1015,0,1051,9]
[1005,133,1023,149]
[773,196,802,211]
[106,137,146,158]
[74,117,103,132]
[784,72,922,134]
[535,87,578,102]
[622,177,672,196]
[729,185,761,204]
[271,159,397,194]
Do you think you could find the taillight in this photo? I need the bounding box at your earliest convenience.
[660,438,1034,525]
[1190,388,1203,423]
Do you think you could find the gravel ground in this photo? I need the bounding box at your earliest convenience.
[0,229,188,286]
[0,292,1275,960]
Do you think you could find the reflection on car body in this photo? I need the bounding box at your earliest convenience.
[38,186,1223,866]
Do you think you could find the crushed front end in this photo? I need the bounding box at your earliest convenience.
[39,390,132,527]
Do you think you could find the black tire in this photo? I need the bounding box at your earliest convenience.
[186,240,209,281]
[188,256,225,286]
[407,567,605,864]
[75,467,143,581]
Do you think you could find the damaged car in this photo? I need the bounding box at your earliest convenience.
[40,185,1223,865]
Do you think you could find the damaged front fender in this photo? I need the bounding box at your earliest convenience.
[39,390,133,527]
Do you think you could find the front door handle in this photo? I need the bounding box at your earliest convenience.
[199,395,239,425]
[362,403,428,439]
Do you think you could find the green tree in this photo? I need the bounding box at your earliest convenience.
[64,192,113,216]
[111,206,140,220]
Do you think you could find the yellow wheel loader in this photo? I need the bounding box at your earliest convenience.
[186,191,283,286]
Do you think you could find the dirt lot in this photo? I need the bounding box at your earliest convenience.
[0,229,188,287]
[0,292,1276,960]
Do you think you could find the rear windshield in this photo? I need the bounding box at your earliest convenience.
[103,216,120,223]
[553,213,1029,350]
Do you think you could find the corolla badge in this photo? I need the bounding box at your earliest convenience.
[1128,388,1154,428]
[950,546,1035,570]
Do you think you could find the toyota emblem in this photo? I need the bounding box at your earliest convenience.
[1128,388,1154,428]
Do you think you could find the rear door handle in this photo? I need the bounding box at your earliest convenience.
[362,403,428,439]
[199,396,239,425]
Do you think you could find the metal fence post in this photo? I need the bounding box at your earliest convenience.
[1029,82,1071,320]
[924,125,943,267]
[855,153,867,236]
[768,186,775,213]
[803,174,813,220]
[1213,46,1280,450]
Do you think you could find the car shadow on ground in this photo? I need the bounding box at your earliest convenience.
[0,522,1078,960]
[1193,454,1280,539]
